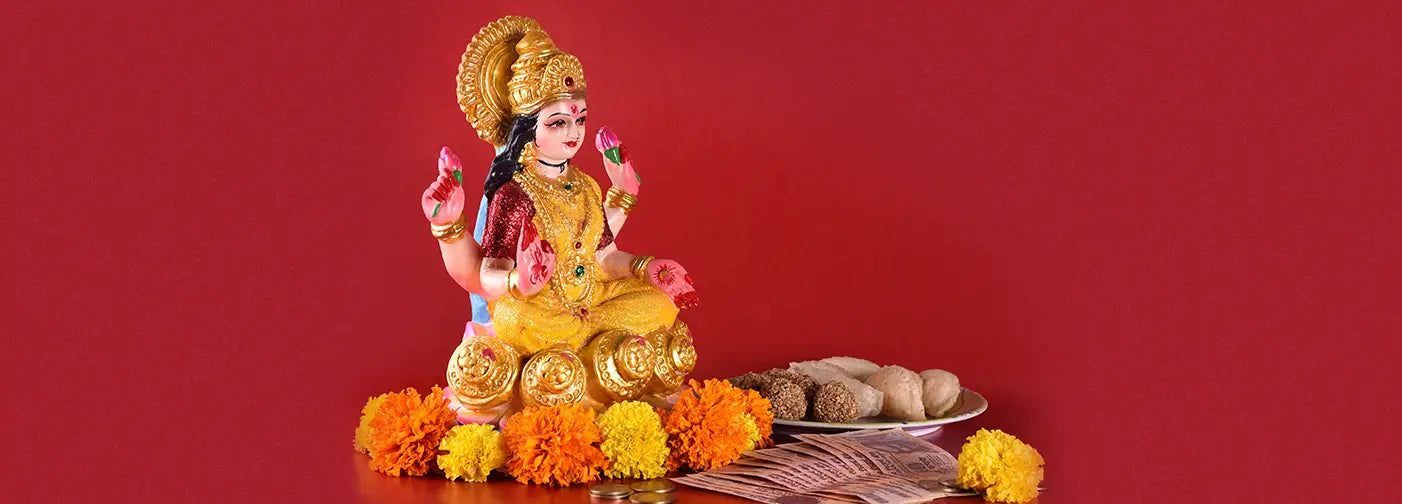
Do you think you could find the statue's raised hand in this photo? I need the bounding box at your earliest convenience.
[647,259,698,309]
[514,220,555,297]
[421,146,466,225]
[596,126,640,195]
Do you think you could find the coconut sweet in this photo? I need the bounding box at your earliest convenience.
[864,365,926,421]
[919,369,961,418]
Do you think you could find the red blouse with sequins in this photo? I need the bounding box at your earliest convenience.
[481,180,614,260]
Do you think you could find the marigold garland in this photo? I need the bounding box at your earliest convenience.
[367,386,457,477]
[353,393,388,453]
[501,403,607,486]
[663,379,763,471]
[437,423,507,482]
[956,428,1045,503]
[596,401,670,479]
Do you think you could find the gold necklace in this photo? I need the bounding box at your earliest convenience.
[514,155,605,314]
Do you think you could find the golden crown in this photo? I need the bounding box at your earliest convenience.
[457,16,587,146]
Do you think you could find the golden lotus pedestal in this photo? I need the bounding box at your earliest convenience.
[445,320,695,423]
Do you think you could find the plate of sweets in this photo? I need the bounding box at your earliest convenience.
[729,357,987,437]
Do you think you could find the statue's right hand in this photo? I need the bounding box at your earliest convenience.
[513,220,555,297]
[422,146,466,225]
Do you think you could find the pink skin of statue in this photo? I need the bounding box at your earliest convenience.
[533,99,588,166]
[512,216,555,297]
[648,259,699,308]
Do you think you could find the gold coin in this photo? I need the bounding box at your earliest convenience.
[629,479,676,493]
[629,492,677,504]
[589,483,632,498]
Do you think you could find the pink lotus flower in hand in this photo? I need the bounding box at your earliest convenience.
[596,126,621,161]
[422,146,465,225]
[595,126,640,194]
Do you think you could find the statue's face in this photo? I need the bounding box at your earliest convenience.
[532,98,587,164]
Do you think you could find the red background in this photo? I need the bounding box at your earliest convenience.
[4,1,1399,502]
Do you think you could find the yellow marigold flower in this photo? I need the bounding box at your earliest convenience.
[354,393,388,453]
[596,401,670,479]
[739,412,761,452]
[739,389,774,448]
[437,424,507,482]
[956,429,1045,504]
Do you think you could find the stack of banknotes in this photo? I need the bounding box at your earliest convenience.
[671,429,976,504]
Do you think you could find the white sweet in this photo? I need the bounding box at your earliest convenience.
[819,356,881,380]
[789,361,883,418]
[789,360,851,382]
[863,365,926,421]
[919,369,961,418]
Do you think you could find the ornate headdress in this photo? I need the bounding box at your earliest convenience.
[457,16,588,146]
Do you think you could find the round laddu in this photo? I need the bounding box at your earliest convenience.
[727,372,767,391]
[760,379,808,420]
[762,368,818,399]
[811,381,860,423]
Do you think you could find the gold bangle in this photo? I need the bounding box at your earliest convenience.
[629,255,655,279]
[430,213,468,243]
[506,268,528,300]
[604,187,638,215]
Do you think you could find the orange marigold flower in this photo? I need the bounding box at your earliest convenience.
[501,403,607,486]
[664,379,760,471]
[368,385,457,477]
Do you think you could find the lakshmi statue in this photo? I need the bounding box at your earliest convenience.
[419,16,699,422]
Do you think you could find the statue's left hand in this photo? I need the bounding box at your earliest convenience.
[647,259,699,309]
[596,126,640,195]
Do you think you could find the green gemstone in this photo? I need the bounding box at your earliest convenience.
[574,265,585,277]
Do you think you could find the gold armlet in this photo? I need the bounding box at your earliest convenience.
[430,214,468,243]
[605,187,638,215]
[629,255,655,279]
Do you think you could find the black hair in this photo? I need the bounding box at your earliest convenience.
[483,112,540,200]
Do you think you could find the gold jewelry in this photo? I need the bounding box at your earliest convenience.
[458,16,586,146]
[520,143,580,192]
[604,187,638,215]
[630,255,655,280]
[506,268,529,300]
[513,148,604,308]
[430,213,468,243]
